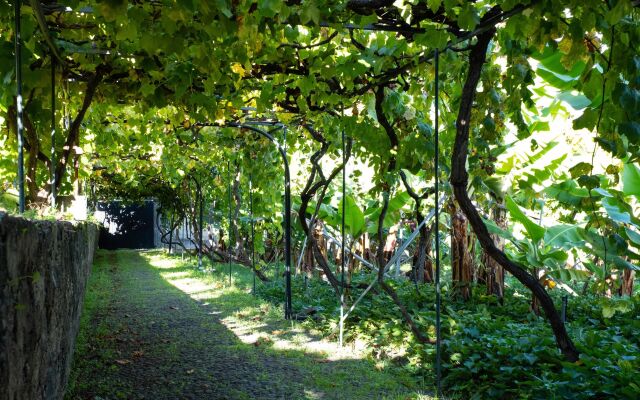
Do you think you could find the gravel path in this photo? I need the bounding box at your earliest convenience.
[66,251,418,400]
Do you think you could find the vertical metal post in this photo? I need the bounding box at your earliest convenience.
[199,186,204,270]
[50,59,56,209]
[187,180,192,247]
[228,160,232,286]
[14,0,25,213]
[561,295,568,323]
[283,136,292,320]
[168,211,174,254]
[250,173,256,295]
[339,129,346,347]
[434,48,442,398]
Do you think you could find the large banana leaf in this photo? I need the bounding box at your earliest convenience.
[338,195,366,238]
[544,225,585,249]
[506,196,546,242]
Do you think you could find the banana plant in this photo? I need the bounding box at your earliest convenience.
[498,196,591,284]
[338,194,366,239]
[364,190,412,234]
[302,192,366,240]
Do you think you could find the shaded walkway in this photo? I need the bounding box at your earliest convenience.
[66,250,421,400]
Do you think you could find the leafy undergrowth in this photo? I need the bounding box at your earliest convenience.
[257,274,640,399]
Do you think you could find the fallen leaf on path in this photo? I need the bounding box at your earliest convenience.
[132,350,144,358]
[115,359,131,365]
[254,337,272,347]
[186,369,195,374]
[170,306,179,310]
[271,330,285,335]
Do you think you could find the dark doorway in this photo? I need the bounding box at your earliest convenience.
[97,200,156,249]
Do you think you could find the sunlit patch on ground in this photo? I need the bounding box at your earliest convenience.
[150,253,372,362]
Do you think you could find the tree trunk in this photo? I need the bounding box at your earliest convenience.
[451,204,473,301]
[362,232,373,264]
[296,125,352,296]
[55,67,104,193]
[448,22,579,361]
[619,269,635,296]
[398,170,436,284]
[24,119,39,205]
[8,105,49,207]
[73,127,81,195]
[482,202,506,299]
[413,223,434,283]
[382,223,399,265]
[303,239,315,277]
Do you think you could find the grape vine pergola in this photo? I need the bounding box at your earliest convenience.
[6,1,640,396]
[11,0,450,388]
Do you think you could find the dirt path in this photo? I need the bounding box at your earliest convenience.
[66,250,420,400]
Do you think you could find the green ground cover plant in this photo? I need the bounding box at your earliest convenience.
[258,273,640,399]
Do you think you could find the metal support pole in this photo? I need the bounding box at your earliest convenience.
[199,186,204,270]
[280,126,288,282]
[14,0,25,213]
[50,59,56,209]
[434,48,442,398]
[561,295,568,323]
[228,123,292,320]
[339,129,346,347]
[228,160,232,286]
[168,211,174,254]
[283,128,292,320]
[249,173,256,295]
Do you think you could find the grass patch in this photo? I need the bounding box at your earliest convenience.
[66,251,134,399]
[145,251,432,399]
[67,250,435,400]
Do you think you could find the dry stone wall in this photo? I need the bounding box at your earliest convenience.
[0,212,98,400]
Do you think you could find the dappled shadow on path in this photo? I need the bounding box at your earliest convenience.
[67,250,420,400]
